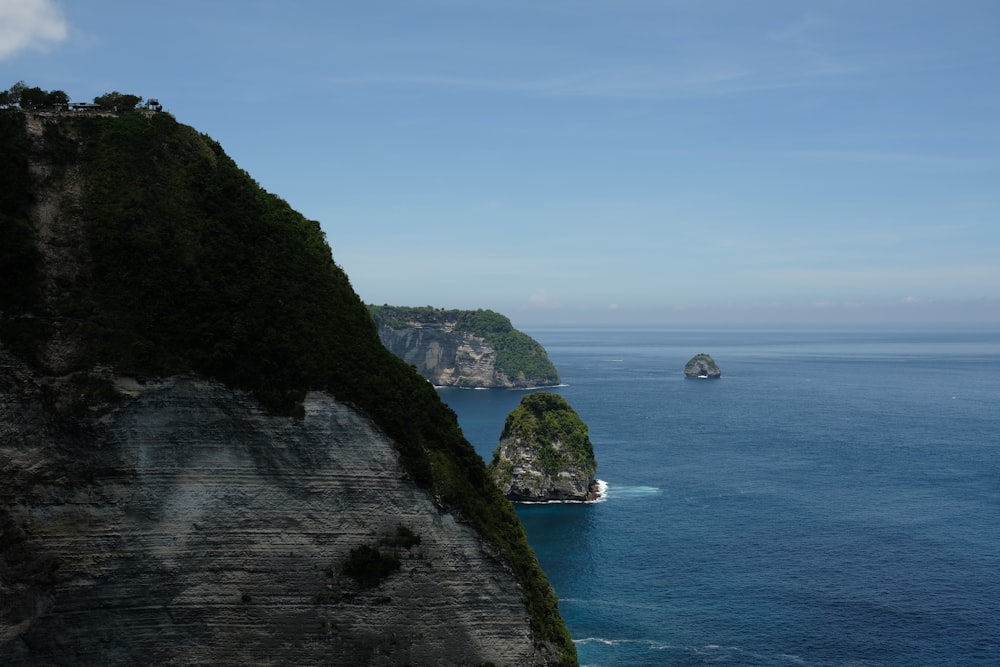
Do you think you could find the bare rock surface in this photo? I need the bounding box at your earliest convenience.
[0,362,559,666]
[379,322,510,387]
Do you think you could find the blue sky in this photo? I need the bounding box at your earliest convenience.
[4,0,999,327]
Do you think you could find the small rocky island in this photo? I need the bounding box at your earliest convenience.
[489,392,600,502]
[684,353,722,378]
[369,305,560,388]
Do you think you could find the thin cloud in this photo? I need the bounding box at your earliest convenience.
[0,0,68,59]
[767,14,856,77]
[323,63,828,99]
[783,149,1000,171]
[764,266,999,291]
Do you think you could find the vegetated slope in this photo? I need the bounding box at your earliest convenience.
[0,109,576,665]
[370,304,561,387]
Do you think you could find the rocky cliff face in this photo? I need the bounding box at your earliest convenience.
[373,307,559,389]
[378,322,512,387]
[0,360,558,666]
[490,393,599,503]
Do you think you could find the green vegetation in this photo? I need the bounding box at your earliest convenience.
[0,81,69,110]
[0,111,38,314]
[1,81,143,111]
[369,305,560,385]
[92,91,142,112]
[0,111,576,665]
[382,524,422,549]
[341,525,423,589]
[342,544,401,589]
[493,393,596,479]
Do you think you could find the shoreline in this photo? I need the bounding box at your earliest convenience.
[513,479,608,505]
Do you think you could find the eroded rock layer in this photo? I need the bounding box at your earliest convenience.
[0,364,558,666]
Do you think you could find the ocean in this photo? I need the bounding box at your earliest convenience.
[436,328,1000,667]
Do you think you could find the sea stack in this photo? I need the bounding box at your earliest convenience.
[489,392,600,502]
[684,353,722,378]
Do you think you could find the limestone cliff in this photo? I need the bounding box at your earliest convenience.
[0,109,575,665]
[490,393,599,503]
[370,305,560,388]
[684,353,722,378]
[0,363,557,665]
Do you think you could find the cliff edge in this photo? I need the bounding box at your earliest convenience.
[370,305,560,388]
[0,109,575,666]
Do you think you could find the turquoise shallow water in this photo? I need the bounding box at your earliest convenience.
[439,328,1000,667]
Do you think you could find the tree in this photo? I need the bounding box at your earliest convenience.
[2,81,27,107]
[47,90,69,107]
[0,84,69,110]
[93,91,142,112]
[20,87,50,109]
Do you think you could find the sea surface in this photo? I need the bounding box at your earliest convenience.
[437,328,1000,667]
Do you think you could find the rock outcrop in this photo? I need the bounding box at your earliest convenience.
[490,393,599,503]
[684,353,722,378]
[0,363,560,666]
[371,306,560,388]
[0,109,575,666]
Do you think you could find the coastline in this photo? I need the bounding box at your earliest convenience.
[512,479,608,505]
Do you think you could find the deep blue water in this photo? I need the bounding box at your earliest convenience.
[437,328,1000,667]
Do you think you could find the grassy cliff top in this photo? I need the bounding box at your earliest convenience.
[0,109,575,665]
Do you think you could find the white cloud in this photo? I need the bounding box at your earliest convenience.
[529,288,549,306]
[0,0,68,60]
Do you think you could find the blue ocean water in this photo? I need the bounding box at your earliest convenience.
[437,328,1000,667]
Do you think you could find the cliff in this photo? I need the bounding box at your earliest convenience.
[0,109,575,665]
[684,353,722,378]
[370,305,560,388]
[489,393,599,503]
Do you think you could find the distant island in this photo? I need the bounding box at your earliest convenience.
[684,353,722,378]
[369,305,560,389]
[489,392,600,503]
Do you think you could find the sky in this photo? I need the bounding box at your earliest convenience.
[3,0,999,327]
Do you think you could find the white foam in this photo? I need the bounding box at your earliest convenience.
[591,479,609,503]
[512,479,608,505]
[604,484,662,499]
[574,637,674,650]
